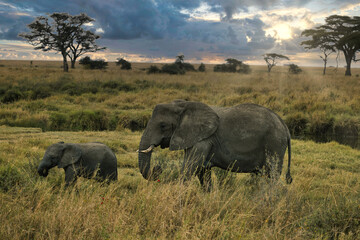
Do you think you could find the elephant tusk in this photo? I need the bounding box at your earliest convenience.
[137,145,155,153]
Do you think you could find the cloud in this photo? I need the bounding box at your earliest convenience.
[1,0,360,65]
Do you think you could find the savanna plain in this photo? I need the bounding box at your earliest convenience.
[0,60,359,239]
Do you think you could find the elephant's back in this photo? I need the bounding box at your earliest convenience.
[215,103,286,152]
[80,143,117,163]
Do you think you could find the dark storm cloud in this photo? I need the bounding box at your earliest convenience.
[205,0,280,20]
[82,0,189,40]
[0,0,312,41]
[1,0,359,62]
[0,10,33,40]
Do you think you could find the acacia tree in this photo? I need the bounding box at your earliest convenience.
[20,13,105,72]
[68,14,106,68]
[301,15,360,76]
[263,53,289,73]
[301,29,335,75]
[175,54,185,65]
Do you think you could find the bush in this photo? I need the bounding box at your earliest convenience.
[198,63,206,72]
[49,112,68,131]
[147,65,161,74]
[309,111,334,135]
[1,89,24,103]
[29,84,52,100]
[161,64,185,75]
[60,82,82,96]
[79,56,108,70]
[214,58,251,73]
[214,63,236,72]
[79,56,92,65]
[102,80,135,92]
[238,63,251,74]
[116,58,132,70]
[24,101,59,113]
[180,62,196,72]
[288,64,302,74]
[117,112,152,131]
[285,112,309,136]
[68,110,109,131]
[11,115,49,131]
[134,79,155,90]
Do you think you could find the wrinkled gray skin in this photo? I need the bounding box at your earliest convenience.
[38,142,118,185]
[138,100,292,190]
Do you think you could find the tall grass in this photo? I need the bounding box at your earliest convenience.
[0,61,359,238]
[0,61,359,136]
[0,127,359,239]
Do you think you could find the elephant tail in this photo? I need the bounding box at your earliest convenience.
[286,136,293,184]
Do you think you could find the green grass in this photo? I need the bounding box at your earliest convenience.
[0,61,359,135]
[0,61,359,239]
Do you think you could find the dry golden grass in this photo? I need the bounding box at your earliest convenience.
[0,126,359,239]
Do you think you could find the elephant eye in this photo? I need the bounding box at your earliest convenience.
[160,122,168,131]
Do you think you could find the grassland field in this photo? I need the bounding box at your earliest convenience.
[0,60,359,239]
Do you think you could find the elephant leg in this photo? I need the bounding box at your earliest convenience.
[181,141,211,182]
[64,166,78,186]
[264,151,283,181]
[196,167,212,191]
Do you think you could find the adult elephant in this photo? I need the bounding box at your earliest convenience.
[38,142,118,185]
[138,100,292,189]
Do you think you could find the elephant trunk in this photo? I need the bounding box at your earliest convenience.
[37,161,49,177]
[138,135,162,180]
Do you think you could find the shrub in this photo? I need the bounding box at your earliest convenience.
[1,89,24,103]
[24,101,59,113]
[214,63,236,72]
[238,63,251,74]
[309,111,334,135]
[288,64,302,74]
[29,85,52,100]
[11,114,49,131]
[60,82,82,96]
[134,79,155,90]
[116,58,132,70]
[285,112,309,136]
[49,112,68,131]
[198,63,206,72]
[68,110,109,131]
[79,56,92,65]
[161,63,185,75]
[117,112,152,131]
[79,56,108,69]
[147,65,161,74]
[214,58,251,73]
[181,62,196,72]
[102,80,135,92]
[102,80,121,89]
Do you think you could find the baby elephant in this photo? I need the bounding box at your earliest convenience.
[38,142,118,185]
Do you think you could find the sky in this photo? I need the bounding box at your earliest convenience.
[0,0,360,66]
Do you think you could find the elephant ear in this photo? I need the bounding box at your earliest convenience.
[170,102,219,150]
[58,143,82,168]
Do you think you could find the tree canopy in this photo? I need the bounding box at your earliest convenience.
[301,15,360,76]
[263,53,289,73]
[19,12,105,72]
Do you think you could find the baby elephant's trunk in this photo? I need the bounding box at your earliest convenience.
[37,162,49,177]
